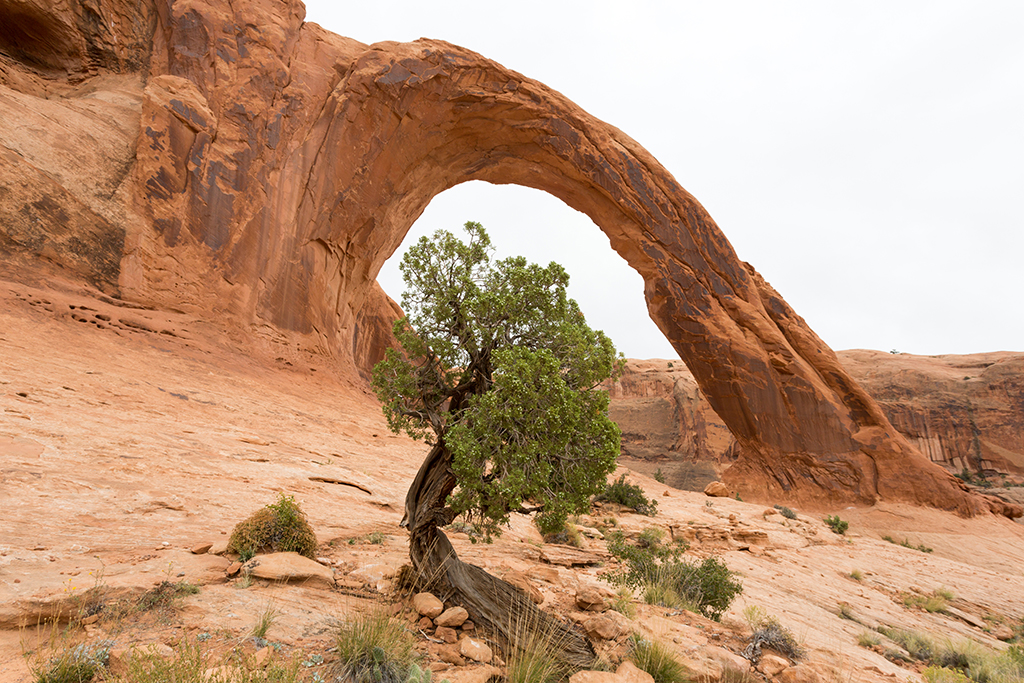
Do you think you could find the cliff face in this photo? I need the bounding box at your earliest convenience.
[1,0,1016,516]
[609,352,1024,489]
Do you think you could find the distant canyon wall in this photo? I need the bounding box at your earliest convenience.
[609,351,1024,489]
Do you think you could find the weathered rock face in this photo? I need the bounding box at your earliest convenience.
[610,352,1024,486]
[1,0,1016,516]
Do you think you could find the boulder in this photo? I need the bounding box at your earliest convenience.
[239,553,334,588]
[436,606,469,627]
[757,654,789,676]
[459,637,493,664]
[412,593,444,618]
[704,482,731,498]
[575,587,608,612]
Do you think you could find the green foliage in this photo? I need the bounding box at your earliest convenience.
[536,515,583,547]
[773,504,797,520]
[628,635,690,683]
[604,530,740,621]
[227,494,318,560]
[372,222,622,539]
[653,469,666,484]
[923,667,974,683]
[878,626,936,661]
[849,569,864,581]
[824,515,849,534]
[903,589,952,614]
[504,619,575,683]
[858,631,882,648]
[334,612,419,683]
[597,475,658,516]
[743,616,804,663]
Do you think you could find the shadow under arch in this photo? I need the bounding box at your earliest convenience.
[293,38,990,514]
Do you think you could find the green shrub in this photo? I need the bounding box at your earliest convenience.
[882,535,933,553]
[138,580,200,611]
[923,666,974,683]
[334,612,419,683]
[31,642,109,683]
[604,531,741,621]
[536,514,583,547]
[849,569,864,581]
[227,494,318,561]
[858,631,881,648]
[824,515,849,535]
[877,626,936,661]
[629,634,689,683]
[773,505,797,520]
[654,469,666,484]
[120,638,302,682]
[597,475,658,516]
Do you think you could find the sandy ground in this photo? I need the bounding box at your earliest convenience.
[2,275,1023,683]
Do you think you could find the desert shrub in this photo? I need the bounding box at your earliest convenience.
[629,634,689,683]
[610,587,637,618]
[824,515,849,535]
[742,605,768,631]
[654,468,666,484]
[924,667,975,683]
[334,612,419,683]
[604,531,741,621]
[228,494,317,561]
[903,589,952,614]
[536,515,583,547]
[858,631,882,648]
[637,526,665,548]
[596,475,658,516]
[31,641,110,683]
[837,602,856,621]
[742,616,804,663]
[773,504,797,520]
[878,626,936,661]
[849,569,864,581]
[504,617,575,683]
[882,535,933,553]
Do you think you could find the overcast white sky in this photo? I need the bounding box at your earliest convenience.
[303,1,1022,359]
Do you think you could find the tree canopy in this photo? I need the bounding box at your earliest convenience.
[372,221,622,537]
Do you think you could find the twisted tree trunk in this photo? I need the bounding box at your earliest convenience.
[403,442,596,668]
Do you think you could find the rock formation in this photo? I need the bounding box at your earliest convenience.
[609,352,1024,486]
[1,0,1017,516]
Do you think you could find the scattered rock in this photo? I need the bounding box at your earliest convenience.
[704,482,731,497]
[209,540,230,556]
[461,620,475,631]
[540,545,605,567]
[757,653,789,676]
[253,646,272,668]
[993,625,1015,641]
[583,614,626,641]
[417,616,434,630]
[575,587,608,612]
[442,664,502,683]
[191,543,213,554]
[776,665,821,683]
[616,661,656,683]
[436,606,469,627]
[436,625,458,643]
[459,636,493,663]
[108,643,176,676]
[437,644,465,666]
[413,592,445,618]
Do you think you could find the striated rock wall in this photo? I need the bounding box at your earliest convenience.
[609,352,1024,488]
[1,0,1017,516]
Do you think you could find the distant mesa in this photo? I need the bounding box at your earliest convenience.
[0,0,1017,517]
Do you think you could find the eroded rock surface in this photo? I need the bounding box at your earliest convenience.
[0,0,1014,515]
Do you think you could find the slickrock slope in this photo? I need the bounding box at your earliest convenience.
[1,0,1012,515]
[608,353,1024,492]
[3,282,1024,683]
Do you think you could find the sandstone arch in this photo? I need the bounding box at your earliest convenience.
[1,0,1014,519]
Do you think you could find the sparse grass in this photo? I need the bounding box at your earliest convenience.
[773,505,797,520]
[536,516,584,547]
[849,569,864,582]
[333,611,419,683]
[504,614,576,683]
[903,589,952,614]
[654,469,666,484]
[877,626,937,661]
[251,602,279,640]
[610,587,637,619]
[118,637,302,682]
[742,604,768,631]
[824,515,849,535]
[882,535,933,553]
[837,602,856,621]
[366,531,386,545]
[858,631,882,648]
[227,494,318,561]
[629,634,689,683]
[596,475,658,516]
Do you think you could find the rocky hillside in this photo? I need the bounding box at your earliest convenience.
[608,353,1024,493]
[2,269,1024,683]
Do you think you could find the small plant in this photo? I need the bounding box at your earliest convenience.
[536,515,583,547]
[333,612,419,683]
[30,641,110,683]
[903,590,951,614]
[858,631,881,648]
[504,615,575,683]
[824,515,849,535]
[228,494,318,560]
[637,526,665,549]
[877,626,936,661]
[773,505,797,520]
[610,587,636,618]
[596,475,658,516]
[121,637,302,682]
[849,569,864,581]
[923,667,973,683]
[742,604,768,631]
[742,616,804,663]
[366,531,386,545]
[654,469,666,484]
[629,634,689,683]
[837,602,856,620]
[251,602,279,640]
